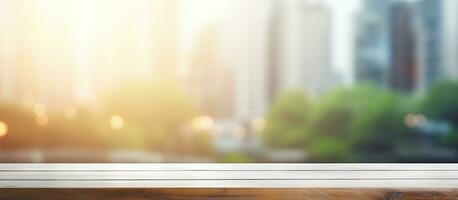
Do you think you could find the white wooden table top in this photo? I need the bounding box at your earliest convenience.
[0,164,457,188]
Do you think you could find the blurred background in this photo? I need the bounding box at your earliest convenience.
[0,0,457,163]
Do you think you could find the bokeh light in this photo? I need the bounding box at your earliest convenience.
[110,115,124,130]
[405,113,416,127]
[0,121,8,138]
[417,114,427,126]
[192,116,214,132]
[35,114,49,127]
[64,106,78,119]
[405,113,428,128]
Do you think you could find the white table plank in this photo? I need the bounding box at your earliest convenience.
[0,164,457,188]
[1,163,457,171]
[0,171,457,179]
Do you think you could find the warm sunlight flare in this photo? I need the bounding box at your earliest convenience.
[0,121,8,138]
[0,0,178,105]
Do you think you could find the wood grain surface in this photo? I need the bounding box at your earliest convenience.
[0,188,457,200]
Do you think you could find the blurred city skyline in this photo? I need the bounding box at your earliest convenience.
[1,0,458,163]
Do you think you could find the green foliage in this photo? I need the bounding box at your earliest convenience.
[421,81,458,126]
[266,84,414,162]
[308,137,352,162]
[350,88,411,153]
[440,130,458,149]
[309,87,354,139]
[221,153,256,163]
[263,90,310,148]
[3,79,458,162]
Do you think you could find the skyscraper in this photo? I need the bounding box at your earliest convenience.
[271,0,335,97]
[232,0,272,122]
[442,0,458,79]
[354,0,390,88]
[185,25,234,119]
[356,0,455,92]
[415,0,444,91]
[232,0,336,122]
[389,2,418,92]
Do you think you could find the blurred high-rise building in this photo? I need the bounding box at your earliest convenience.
[389,1,418,92]
[354,0,390,88]
[185,25,234,119]
[232,0,337,122]
[232,0,272,122]
[270,0,336,97]
[414,0,444,91]
[417,0,458,85]
[442,0,458,79]
[356,0,457,92]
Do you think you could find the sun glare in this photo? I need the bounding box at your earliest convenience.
[0,0,169,104]
[0,121,8,138]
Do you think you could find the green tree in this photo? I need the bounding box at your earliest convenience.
[306,87,357,161]
[308,88,354,139]
[260,84,420,162]
[350,88,411,158]
[308,137,351,162]
[440,130,458,149]
[263,90,310,148]
[307,85,409,162]
[422,81,458,152]
[421,81,458,126]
